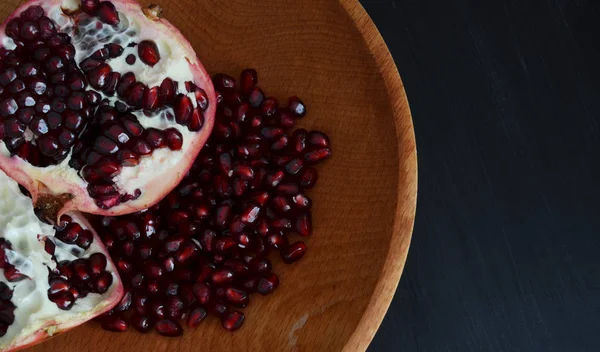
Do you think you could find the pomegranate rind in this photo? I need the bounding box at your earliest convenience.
[0,170,124,352]
[0,0,216,219]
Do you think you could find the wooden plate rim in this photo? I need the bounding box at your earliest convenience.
[339,1,418,350]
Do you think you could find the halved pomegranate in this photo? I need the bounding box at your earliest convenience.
[0,0,216,221]
[0,169,123,351]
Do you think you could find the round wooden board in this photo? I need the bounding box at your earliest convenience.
[0,0,417,351]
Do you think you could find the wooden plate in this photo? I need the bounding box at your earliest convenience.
[1,0,417,350]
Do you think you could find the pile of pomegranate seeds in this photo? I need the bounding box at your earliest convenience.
[94,68,332,335]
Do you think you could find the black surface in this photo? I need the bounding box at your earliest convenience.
[360,1,600,351]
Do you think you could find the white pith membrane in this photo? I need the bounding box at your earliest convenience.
[0,169,121,351]
[0,0,215,217]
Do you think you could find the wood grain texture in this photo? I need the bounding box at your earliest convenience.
[0,0,416,351]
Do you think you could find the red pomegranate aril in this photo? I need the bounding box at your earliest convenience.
[265,170,285,188]
[132,314,153,333]
[159,78,177,105]
[257,273,279,296]
[225,288,249,308]
[88,64,112,90]
[175,95,193,124]
[282,242,307,264]
[132,140,153,156]
[76,230,93,249]
[165,296,185,319]
[296,212,313,236]
[288,96,307,118]
[192,282,211,305]
[142,86,160,110]
[222,310,245,331]
[212,268,234,285]
[126,54,136,65]
[307,131,331,148]
[304,148,332,164]
[299,167,318,189]
[107,43,124,58]
[101,316,128,332]
[213,73,236,92]
[261,97,278,117]
[104,72,121,96]
[293,193,312,211]
[51,291,75,310]
[164,128,183,150]
[48,278,70,296]
[267,232,289,250]
[89,253,107,275]
[248,87,264,108]
[116,291,133,312]
[240,69,257,95]
[150,302,165,319]
[138,40,161,67]
[186,306,207,328]
[176,242,199,264]
[250,258,272,274]
[155,319,183,337]
[97,1,121,25]
[117,72,136,97]
[127,82,146,107]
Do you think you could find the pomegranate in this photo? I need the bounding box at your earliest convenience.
[0,169,122,351]
[0,0,216,221]
[94,68,332,335]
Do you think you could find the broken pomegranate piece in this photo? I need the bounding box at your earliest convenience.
[0,169,123,351]
[0,0,216,221]
[94,68,332,335]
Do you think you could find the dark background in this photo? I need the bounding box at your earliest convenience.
[360,1,600,351]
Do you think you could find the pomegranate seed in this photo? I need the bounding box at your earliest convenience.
[87,64,112,90]
[213,73,236,92]
[155,319,183,337]
[97,2,120,25]
[159,78,177,105]
[261,97,278,116]
[44,238,56,256]
[257,273,279,295]
[116,291,133,312]
[248,87,264,108]
[165,296,185,319]
[127,82,146,107]
[212,268,234,285]
[304,148,332,164]
[186,306,207,328]
[126,54,136,65]
[89,253,107,275]
[175,95,193,124]
[131,315,153,333]
[225,288,249,308]
[268,232,289,249]
[101,317,128,332]
[299,167,318,189]
[94,272,113,294]
[48,278,70,296]
[240,69,258,94]
[282,242,307,264]
[165,128,183,150]
[117,72,136,97]
[138,40,161,67]
[296,212,312,236]
[50,291,75,310]
[222,311,245,331]
[288,96,307,118]
[192,283,211,305]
